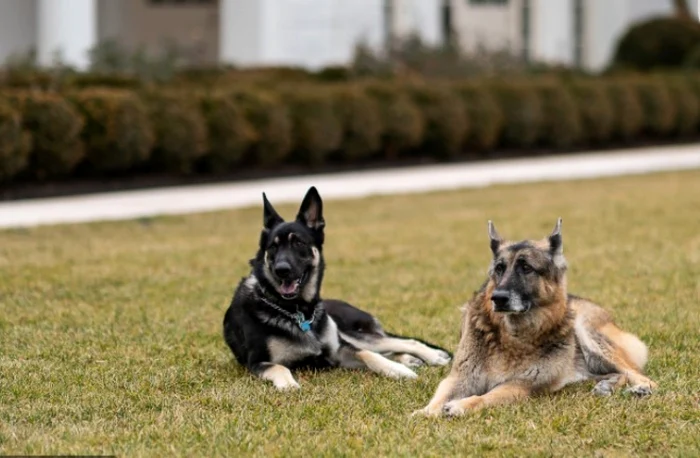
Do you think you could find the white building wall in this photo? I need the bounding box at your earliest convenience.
[531,0,574,65]
[37,0,97,69]
[451,0,523,54]
[0,0,37,64]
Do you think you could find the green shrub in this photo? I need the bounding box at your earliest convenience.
[407,83,468,158]
[0,101,31,181]
[230,89,292,166]
[3,91,85,178]
[144,91,208,173]
[630,76,677,137]
[69,89,154,173]
[199,92,257,172]
[604,79,644,141]
[332,86,382,160]
[280,87,342,166]
[685,73,700,131]
[453,83,503,153]
[532,80,582,149]
[662,74,699,136]
[490,81,543,149]
[364,83,425,160]
[612,17,700,71]
[568,80,614,145]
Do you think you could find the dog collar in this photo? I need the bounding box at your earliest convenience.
[256,286,317,332]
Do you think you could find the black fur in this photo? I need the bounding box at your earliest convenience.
[222,187,452,388]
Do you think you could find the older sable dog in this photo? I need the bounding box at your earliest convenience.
[223,187,451,390]
[415,219,656,417]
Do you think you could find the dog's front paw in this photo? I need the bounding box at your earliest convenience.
[411,405,442,418]
[273,378,301,391]
[386,361,418,379]
[426,349,452,366]
[442,397,483,417]
[592,379,615,397]
[397,354,425,368]
[626,381,655,397]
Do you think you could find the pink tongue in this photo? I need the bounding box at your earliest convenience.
[280,282,297,295]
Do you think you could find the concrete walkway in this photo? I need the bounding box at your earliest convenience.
[1,144,699,229]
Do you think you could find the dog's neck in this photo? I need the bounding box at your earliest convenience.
[255,280,319,319]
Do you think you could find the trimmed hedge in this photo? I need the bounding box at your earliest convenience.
[568,80,614,145]
[144,91,208,173]
[533,79,582,149]
[280,87,342,166]
[0,101,31,181]
[604,80,645,141]
[364,83,425,160]
[231,89,292,167]
[1,71,699,185]
[332,86,381,161]
[490,81,543,148]
[200,92,257,172]
[453,83,503,153]
[408,83,468,158]
[69,89,154,173]
[2,92,85,178]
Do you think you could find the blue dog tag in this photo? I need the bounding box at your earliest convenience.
[295,312,313,332]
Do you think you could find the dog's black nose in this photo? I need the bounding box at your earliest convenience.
[491,290,510,311]
[274,262,292,279]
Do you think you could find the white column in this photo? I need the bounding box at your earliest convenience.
[532,0,573,65]
[37,0,96,70]
[219,0,264,66]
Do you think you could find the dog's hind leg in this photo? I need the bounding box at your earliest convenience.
[340,332,451,367]
[251,362,300,391]
[576,316,656,397]
[336,340,417,379]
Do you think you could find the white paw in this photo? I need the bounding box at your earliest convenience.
[425,349,452,366]
[384,360,418,379]
[397,354,425,368]
[442,400,465,417]
[411,405,442,417]
[273,378,301,391]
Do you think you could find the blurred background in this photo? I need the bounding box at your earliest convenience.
[0,0,699,198]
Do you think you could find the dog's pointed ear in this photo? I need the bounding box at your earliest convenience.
[262,192,284,230]
[296,186,325,231]
[548,218,563,256]
[488,220,502,256]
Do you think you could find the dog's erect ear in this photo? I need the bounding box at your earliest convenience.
[296,187,325,231]
[548,218,563,257]
[488,220,502,256]
[262,192,284,230]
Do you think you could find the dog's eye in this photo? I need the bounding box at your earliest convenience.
[494,263,506,275]
[520,263,534,274]
[292,239,306,249]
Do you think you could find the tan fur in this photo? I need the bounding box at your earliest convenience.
[416,222,657,417]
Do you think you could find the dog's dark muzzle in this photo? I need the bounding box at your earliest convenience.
[491,290,512,312]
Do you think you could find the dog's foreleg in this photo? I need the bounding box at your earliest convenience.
[251,362,300,391]
[412,374,459,417]
[442,382,530,417]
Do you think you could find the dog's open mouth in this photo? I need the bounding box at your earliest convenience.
[278,272,308,299]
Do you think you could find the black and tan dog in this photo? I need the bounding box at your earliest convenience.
[415,219,656,417]
[223,187,451,390]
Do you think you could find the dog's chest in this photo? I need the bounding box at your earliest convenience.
[266,319,340,365]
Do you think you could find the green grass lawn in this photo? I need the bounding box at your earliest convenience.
[1,170,699,457]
